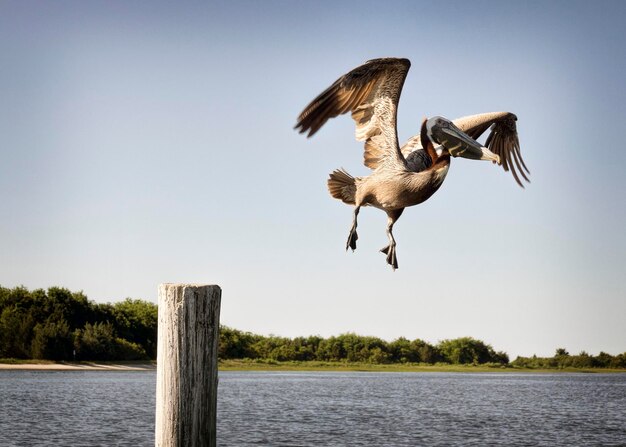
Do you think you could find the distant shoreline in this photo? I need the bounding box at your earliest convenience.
[0,361,156,371]
[2,359,625,373]
[218,359,626,374]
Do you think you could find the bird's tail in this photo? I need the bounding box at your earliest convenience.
[328,168,356,205]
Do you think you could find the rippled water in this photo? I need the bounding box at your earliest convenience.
[0,371,154,446]
[0,371,624,446]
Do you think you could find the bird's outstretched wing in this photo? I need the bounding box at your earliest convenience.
[456,112,529,187]
[295,58,410,170]
[401,111,529,187]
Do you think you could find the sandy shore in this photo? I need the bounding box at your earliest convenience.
[0,362,156,371]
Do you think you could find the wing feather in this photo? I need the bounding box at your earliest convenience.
[295,58,410,170]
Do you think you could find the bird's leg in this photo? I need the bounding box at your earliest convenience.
[380,209,404,270]
[346,205,360,251]
[380,221,398,270]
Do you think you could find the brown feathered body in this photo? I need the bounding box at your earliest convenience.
[328,160,450,210]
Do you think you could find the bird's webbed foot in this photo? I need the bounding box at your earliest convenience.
[380,244,398,270]
[346,227,358,251]
[346,206,361,251]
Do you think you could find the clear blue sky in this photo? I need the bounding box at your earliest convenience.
[1,1,624,358]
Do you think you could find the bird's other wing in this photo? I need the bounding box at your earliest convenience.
[295,58,410,170]
[400,133,423,159]
[453,112,530,187]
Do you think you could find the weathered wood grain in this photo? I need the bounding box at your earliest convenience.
[155,284,221,447]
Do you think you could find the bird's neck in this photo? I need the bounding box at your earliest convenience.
[431,154,451,184]
[420,120,440,165]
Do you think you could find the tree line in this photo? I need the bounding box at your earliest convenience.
[0,286,157,361]
[219,328,626,368]
[512,348,626,369]
[1,285,624,368]
[219,326,509,365]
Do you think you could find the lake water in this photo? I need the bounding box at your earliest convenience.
[0,371,624,446]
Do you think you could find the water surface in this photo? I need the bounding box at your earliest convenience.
[1,370,624,446]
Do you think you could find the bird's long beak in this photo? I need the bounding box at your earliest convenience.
[440,126,501,164]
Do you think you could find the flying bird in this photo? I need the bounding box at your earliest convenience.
[295,58,529,270]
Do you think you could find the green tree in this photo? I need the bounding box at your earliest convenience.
[593,351,613,367]
[252,335,293,361]
[610,353,626,368]
[335,333,390,363]
[0,306,35,358]
[219,326,259,359]
[291,336,322,361]
[74,322,117,360]
[570,351,593,368]
[493,351,510,365]
[438,337,505,365]
[554,348,571,368]
[317,336,346,361]
[389,337,415,363]
[368,346,390,364]
[44,287,93,330]
[31,319,73,360]
[113,337,148,360]
[410,339,441,364]
[111,299,158,358]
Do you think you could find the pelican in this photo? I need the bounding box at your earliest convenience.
[295,58,529,270]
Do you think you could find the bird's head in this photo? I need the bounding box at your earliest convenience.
[425,116,500,163]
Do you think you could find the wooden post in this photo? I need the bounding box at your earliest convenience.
[155,284,221,447]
